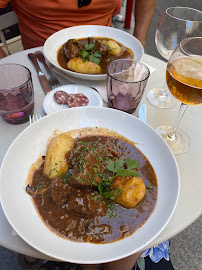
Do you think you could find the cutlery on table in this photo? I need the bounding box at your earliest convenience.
[138,103,147,123]
[29,114,42,125]
[28,53,51,95]
[35,51,62,88]
[35,51,102,100]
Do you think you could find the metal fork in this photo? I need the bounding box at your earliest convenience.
[29,114,42,125]
[35,51,62,89]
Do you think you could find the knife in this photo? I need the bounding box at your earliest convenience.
[28,53,51,95]
[35,51,51,73]
[138,103,147,123]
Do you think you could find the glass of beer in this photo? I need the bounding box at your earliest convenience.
[0,64,34,124]
[156,37,202,154]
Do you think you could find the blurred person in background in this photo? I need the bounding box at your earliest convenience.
[0,0,156,58]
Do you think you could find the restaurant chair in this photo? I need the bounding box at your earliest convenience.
[0,11,18,55]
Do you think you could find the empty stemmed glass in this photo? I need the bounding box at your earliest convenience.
[147,7,202,108]
[156,37,202,155]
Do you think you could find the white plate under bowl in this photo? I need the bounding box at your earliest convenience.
[44,25,144,81]
[43,84,103,115]
[0,107,180,264]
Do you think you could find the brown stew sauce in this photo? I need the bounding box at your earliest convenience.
[57,37,133,74]
[31,135,157,244]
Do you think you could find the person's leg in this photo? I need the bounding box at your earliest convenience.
[18,254,42,269]
[80,252,141,270]
[81,264,102,270]
[103,252,142,270]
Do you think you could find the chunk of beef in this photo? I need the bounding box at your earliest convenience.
[95,40,109,59]
[65,188,107,217]
[86,37,109,59]
[88,38,109,59]
[63,39,80,59]
[67,143,114,187]
[50,177,70,206]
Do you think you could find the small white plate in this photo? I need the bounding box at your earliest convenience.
[43,84,103,115]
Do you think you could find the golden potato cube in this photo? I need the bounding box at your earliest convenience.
[44,134,74,179]
[114,176,146,208]
[102,40,122,55]
[67,57,101,74]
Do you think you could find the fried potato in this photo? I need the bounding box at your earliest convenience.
[67,57,101,74]
[44,134,74,179]
[114,176,146,208]
[102,40,122,55]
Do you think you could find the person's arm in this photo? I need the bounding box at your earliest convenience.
[0,47,7,59]
[133,0,156,47]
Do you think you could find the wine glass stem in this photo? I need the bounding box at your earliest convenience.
[158,80,168,98]
[167,103,188,141]
[157,63,169,99]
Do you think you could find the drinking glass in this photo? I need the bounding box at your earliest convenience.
[147,7,202,108]
[107,59,150,113]
[156,37,202,155]
[0,64,34,124]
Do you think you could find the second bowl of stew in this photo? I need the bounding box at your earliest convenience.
[44,25,144,81]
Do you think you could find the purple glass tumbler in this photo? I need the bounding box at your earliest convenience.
[0,64,34,124]
[107,59,150,113]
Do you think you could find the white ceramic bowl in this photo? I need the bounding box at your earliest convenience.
[0,107,179,264]
[44,25,144,81]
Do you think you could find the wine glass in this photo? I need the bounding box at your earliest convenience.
[147,7,202,108]
[156,37,202,155]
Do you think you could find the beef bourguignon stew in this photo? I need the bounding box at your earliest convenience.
[57,37,133,74]
[26,128,157,243]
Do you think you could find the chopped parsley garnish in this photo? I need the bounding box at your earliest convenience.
[147,184,153,189]
[94,164,100,168]
[61,172,72,184]
[107,158,124,174]
[107,203,117,219]
[89,54,101,65]
[93,51,101,58]
[76,177,83,183]
[79,42,102,65]
[95,157,141,218]
[38,181,45,189]
[93,167,97,173]
[85,42,95,51]
[98,156,103,161]
[116,187,123,196]
[107,157,141,178]
[68,39,76,43]
[79,49,89,59]
[125,158,140,170]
